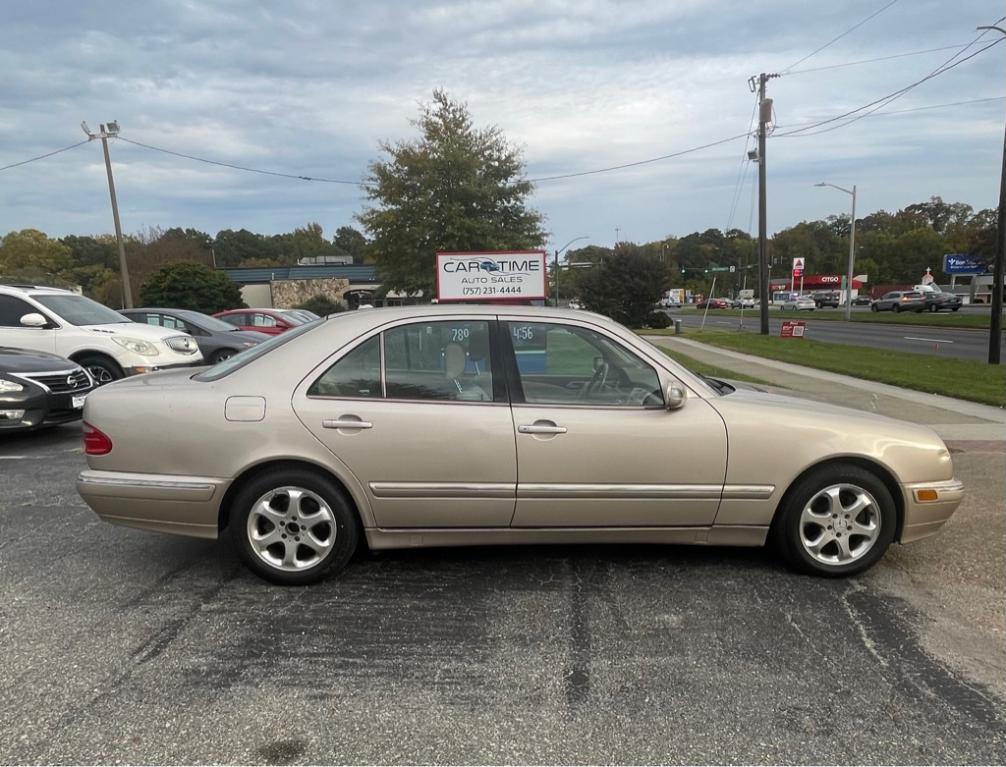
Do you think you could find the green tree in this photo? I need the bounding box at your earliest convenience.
[296,294,346,316]
[577,251,669,327]
[139,261,245,314]
[0,229,74,276]
[358,90,545,296]
[333,226,369,264]
[214,228,281,266]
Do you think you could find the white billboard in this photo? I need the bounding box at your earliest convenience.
[436,251,547,302]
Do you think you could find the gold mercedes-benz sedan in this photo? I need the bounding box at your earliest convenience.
[76,306,963,585]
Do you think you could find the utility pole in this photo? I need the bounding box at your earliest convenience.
[979,25,1005,364]
[749,72,778,335]
[82,120,132,308]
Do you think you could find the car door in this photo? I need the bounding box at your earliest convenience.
[250,312,287,335]
[292,317,517,528]
[503,317,728,528]
[0,295,56,354]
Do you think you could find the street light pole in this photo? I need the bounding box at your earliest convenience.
[815,182,857,320]
[82,120,132,308]
[978,24,1005,364]
[553,235,590,307]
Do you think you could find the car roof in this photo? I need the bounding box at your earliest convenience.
[0,284,75,296]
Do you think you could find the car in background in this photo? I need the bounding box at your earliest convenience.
[919,289,963,313]
[871,291,925,313]
[736,296,756,309]
[213,308,304,336]
[814,291,840,309]
[121,308,270,364]
[0,347,93,432]
[0,284,202,385]
[77,305,963,585]
[853,294,872,306]
[696,298,729,309]
[782,295,816,311]
[278,308,321,323]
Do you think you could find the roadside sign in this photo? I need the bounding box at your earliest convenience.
[436,250,547,302]
[780,320,806,339]
[942,254,986,275]
[792,257,805,278]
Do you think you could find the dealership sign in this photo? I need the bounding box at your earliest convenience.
[436,251,547,302]
[943,253,987,275]
[792,257,805,277]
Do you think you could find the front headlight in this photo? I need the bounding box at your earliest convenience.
[111,336,160,357]
[0,377,24,393]
[165,336,198,354]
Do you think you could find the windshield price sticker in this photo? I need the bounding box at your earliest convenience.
[436,251,547,302]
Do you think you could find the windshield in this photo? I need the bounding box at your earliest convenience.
[193,319,322,381]
[34,294,129,326]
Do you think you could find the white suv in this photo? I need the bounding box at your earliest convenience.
[0,285,203,384]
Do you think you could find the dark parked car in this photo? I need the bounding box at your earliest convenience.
[213,308,304,336]
[814,290,840,308]
[921,290,963,313]
[122,308,270,364]
[0,347,93,432]
[853,294,872,306]
[871,291,925,313]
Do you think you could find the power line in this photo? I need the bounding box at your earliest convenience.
[527,131,752,183]
[784,44,969,75]
[775,95,1006,127]
[725,93,760,231]
[0,139,90,173]
[116,135,365,186]
[774,33,1005,138]
[781,0,900,73]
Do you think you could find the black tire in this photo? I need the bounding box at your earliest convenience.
[928,304,937,313]
[772,463,896,577]
[952,307,960,312]
[893,305,901,313]
[870,304,879,312]
[229,467,360,585]
[211,348,237,364]
[77,354,124,386]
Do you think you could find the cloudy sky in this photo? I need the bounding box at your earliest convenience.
[1,0,1003,251]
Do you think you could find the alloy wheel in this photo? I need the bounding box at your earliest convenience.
[799,483,881,566]
[246,486,337,572]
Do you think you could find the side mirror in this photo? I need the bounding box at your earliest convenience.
[19,313,49,328]
[666,383,687,411]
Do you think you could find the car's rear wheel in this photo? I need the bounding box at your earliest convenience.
[773,463,896,577]
[77,354,124,386]
[870,304,878,312]
[929,304,938,313]
[893,305,902,313]
[230,468,359,585]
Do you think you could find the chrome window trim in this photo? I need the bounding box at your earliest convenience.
[379,330,387,398]
[305,394,508,407]
[516,483,775,500]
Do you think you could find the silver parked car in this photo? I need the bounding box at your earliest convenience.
[77,306,963,584]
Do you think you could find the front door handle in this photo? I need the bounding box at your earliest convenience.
[518,422,567,435]
[323,417,373,430]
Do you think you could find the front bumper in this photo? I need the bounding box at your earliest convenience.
[0,387,90,431]
[123,361,202,377]
[900,478,965,543]
[77,469,228,539]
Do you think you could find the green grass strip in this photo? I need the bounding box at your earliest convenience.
[683,330,1005,407]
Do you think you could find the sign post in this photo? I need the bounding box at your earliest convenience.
[436,251,547,303]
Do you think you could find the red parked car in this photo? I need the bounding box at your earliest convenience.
[696,298,729,309]
[212,308,304,336]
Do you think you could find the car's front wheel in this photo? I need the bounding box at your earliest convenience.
[230,468,359,585]
[211,348,237,364]
[773,463,896,577]
[77,354,124,386]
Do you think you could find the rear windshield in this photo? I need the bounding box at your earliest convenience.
[193,319,322,381]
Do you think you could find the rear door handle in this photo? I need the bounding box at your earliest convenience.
[323,418,373,430]
[518,422,567,435]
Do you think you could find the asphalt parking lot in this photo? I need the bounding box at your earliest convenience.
[1,425,1004,764]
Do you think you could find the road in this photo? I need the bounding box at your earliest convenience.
[673,311,1004,362]
[1,425,1004,764]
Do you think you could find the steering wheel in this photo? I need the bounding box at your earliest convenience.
[578,362,610,400]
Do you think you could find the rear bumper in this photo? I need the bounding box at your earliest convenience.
[900,478,965,543]
[76,469,227,539]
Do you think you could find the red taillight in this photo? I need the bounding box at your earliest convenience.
[83,422,113,455]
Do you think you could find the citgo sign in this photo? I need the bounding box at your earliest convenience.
[436,251,547,302]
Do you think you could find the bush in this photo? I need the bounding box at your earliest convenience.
[645,311,672,329]
[296,294,346,316]
[578,251,669,327]
[139,261,244,314]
